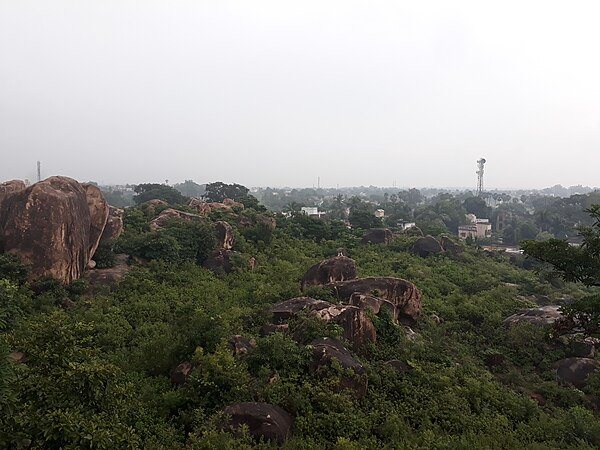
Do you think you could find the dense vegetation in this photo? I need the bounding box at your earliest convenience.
[0,192,599,449]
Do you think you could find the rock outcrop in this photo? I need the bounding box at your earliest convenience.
[271,297,376,348]
[310,337,368,398]
[361,228,393,244]
[555,357,600,388]
[83,183,110,259]
[440,236,463,255]
[100,206,124,244]
[189,197,244,216]
[221,402,294,444]
[203,249,235,274]
[300,256,357,290]
[228,335,256,356]
[0,179,26,206]
[149,208,204,231]
[215,221,235,250]
[349,293,398,323]
[142,199,168,215]
[328,277,422,323]
[238,212,276,229]
[0,176,100,283]
[171,361,194,385]
[503,306,563,328]
[413,235,444,257]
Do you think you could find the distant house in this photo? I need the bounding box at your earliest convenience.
[397,220,416,231]
[374,209,385,218]
[458,216,492,240]
[301,206,326,218]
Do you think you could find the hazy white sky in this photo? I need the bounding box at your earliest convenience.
[1,1,599,188]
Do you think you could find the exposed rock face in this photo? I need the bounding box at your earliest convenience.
[203,249,235,274]
[188,198,212,216]
[572,341,595,358]
[362,228,393,244]
[271,297,376,348]
[229,335,256,356]
[149,208,203,231]
[222,402,293,444]
[440,236,463,255]
[260,323,290,337]
[0,179,26,207]
[0,176,97,283]
[349,293,397,323]
[215,221,235,250]
[328,277,422,323]
[171,361,193,385]
[84,254,130,290]
[100,206,124,244]
[310,338,368,398]
[413,235,444,257]
[555,357,600,388]
[503,306,563,328]
[82,183,110,259]
[271,297,331,324]
[300,256,357,290]
[8,352,28,364]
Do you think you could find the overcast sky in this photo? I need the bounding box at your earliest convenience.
[1,1,599,189]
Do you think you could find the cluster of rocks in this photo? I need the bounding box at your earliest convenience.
[0,177,123,283]
[169,255,422,444]
[188,197,244,216]
[504,305,599,388]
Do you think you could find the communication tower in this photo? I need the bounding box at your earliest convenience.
[476,158,486,197]
[37,161,41,182]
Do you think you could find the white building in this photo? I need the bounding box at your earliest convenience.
[301,206,326,218]
[458,216,492,240]
[397,220,416,231]
[374,209,385,218]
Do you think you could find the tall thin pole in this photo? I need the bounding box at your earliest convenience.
[37,161,41,182]
[476,158,486,197]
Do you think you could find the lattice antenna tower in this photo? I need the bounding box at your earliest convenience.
[476,158,486,197]
[37,161,41,182]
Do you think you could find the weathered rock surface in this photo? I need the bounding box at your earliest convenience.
[413,235,445,257]
[310,337,368,398]
[8,351,28,364]
[440,236,463,255]
[555,357,600,388]
[300,256,357,290]
[189,197,244,216]
[0,176,98,283]
[143,198,168,215]
[100,206,124,244]
[84,254,130,290]
[149,208,203,231]
[328,277,422,323]
[362,228,393,244]
[503,306,563,328]
[222,402,293,444]
[572,341,595,358]
[271,297,332,324]
[83,183,110,259]
[215,221,235,250]
[229,335,257,356]
[0,179,26,207]
[171,361,193,385]
[349,293,397,323]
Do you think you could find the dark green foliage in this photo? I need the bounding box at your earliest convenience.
[348,209,382,229]
[133,183,189,205]
[0,254,28,285]
[92,241,116,268]
[203,182,265,211]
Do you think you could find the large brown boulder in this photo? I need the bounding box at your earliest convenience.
[271,297,332,324]
[0,176,100,283]
[203,249,235,274]
[188,197,212,216]
[413,235,444,257]
[149,208,203,231]
[142,198,168,215]
[349,293,397,323]
[214,221,235,250]
[170,361,194,386]
[82,183,110,259]
[440,236,463,255]
[300,256,357,290]
[222,402,293,444]
[0,179,26,207]
[328,277,422,323]
[310,337,368,398]
[362,228,393,244]
[555,357,600,388]
[99,206,124,244]
[238,212,276,229]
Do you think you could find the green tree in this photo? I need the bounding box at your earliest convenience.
[133,183,189,205]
